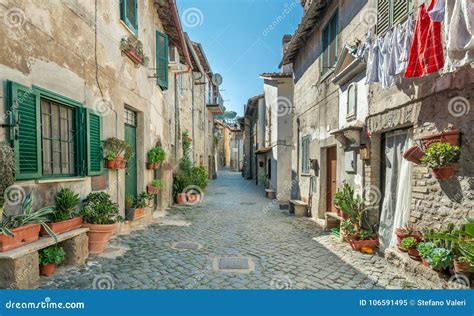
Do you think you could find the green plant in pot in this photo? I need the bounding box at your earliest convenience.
[420,142,460,180]
[41,188,82,236]
[340,219,356,241]
[334,182,353,218]
[426,247,452,271]
[0,192,57,252]
[395,223,422,250]
[80,192,124,254]
[104,137,129,169]
[125,192,152,221]
[401,237,420,260]
[147,179,163,195]
[146,147,166,169]
[191,166,209,190]
[39,245,65,276]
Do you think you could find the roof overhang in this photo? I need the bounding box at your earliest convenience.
[207,103,224,115]
[255,146,273,154]
[155,0,193,70]
[280,0,329,66]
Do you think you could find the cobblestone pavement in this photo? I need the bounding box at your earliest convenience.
[41,169,418,289]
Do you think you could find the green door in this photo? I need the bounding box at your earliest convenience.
[124,110,137,198]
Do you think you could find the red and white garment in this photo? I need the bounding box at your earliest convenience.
[405,0,445,78]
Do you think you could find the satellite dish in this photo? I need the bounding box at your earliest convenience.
[212,73,223,86]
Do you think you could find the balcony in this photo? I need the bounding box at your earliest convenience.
[206,92,224,114]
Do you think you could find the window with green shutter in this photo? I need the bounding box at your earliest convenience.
[6,81,102,180]
[156,31,169,90]
[120,0,138,34]
[321,10,339,77]
[376,0,411,35]
[301,135,310,174]
[86,109,103,176]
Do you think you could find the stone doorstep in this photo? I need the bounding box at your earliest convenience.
[212,257,255,273]
[0,228,89,260]
[385,248,467,289]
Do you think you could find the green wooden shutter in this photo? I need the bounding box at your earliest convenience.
[120,0,138,34]
[7,81,42,180]
[376,0,390,35]
[321,25,329,75]
[86,109,103,176]
[329,11,339,68]
[393,0,409,26]
[156,31,169,90]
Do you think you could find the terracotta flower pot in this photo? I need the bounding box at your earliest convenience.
[40,263,56,276]
[125,208,145,221]
[395,229,422,250]
[40,216,83,236]
[0,224,41,252]
[403,145,425,164]
[82,223,118,254]
[422,258,430,267]
[154,162,161,169]
[123,47,143,65]
[147,185,161,195]
[187,193,201,204]
[420,130,460,149]
[105,160,117,169]
[176,193,187,205]
[454,259,471,273]
[408,247,421,261]
[349,236,379,251]
[432,166,455,180]
[146,163,155,170]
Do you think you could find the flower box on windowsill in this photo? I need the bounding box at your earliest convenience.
[105,156,127,169]
[419,130,460,150]
[122,46,143,66]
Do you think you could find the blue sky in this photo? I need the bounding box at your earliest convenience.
[177,0,302,116]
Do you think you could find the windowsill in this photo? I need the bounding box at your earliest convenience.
[120,20,137,36]
[346,114,356,122]
[320,69,334,83]
[36,177,86,184]
[300,173,312,177]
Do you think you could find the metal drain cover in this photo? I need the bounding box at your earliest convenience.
[171,242,202,251]
[213,257,255,273]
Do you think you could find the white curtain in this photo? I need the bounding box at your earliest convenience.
[378,130,413,252]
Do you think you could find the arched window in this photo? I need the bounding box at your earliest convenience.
[347,83,357,119]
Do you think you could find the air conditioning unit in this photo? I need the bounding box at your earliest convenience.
[169,46,180,65]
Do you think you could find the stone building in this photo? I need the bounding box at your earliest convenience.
[282,0,473,252]
[0,0,220,233]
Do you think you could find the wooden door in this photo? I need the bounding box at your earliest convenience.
[326,147,337,213]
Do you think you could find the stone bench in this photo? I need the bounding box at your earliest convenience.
[265,189,276,199]
[289,200,308,217]
[0,227,89,289]
[325,212,344,230]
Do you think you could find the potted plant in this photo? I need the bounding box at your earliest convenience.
[125,194,135,221]
[147,179,163,195]
[146,147,166,169]
[419,129,460,149]
[80,192,124,254]
[395,224,422,250]
[104,137,129,170]
[39,245,65,276]
[401,237,421,260]
[349,228,379,252]
[403,144,425,164]
[334,182,352,219]
[420,142,461,180]
[453,256,471,273]
[426,247,452,272]
[191,166,209,190]
[125,192,152,221]
[340,219,356,242]
[120,35,149,67]
[40,188,82,236]
[417,242,436,267]
[0,192,57,252]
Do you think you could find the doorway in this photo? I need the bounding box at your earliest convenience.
[379,129,412,251]
[124,108,138,199]
[325,146,337,214]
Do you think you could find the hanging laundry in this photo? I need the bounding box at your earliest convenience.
[356,31,371,62]
[405,1,444,78]
[365,32,382,84]
[380,30,395,88]
[397,14,415,75]
[428,0,446,22]
[388,24,402,76]
[444,0,474,72]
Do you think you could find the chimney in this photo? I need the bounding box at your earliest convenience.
[281,35,293,74]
